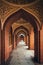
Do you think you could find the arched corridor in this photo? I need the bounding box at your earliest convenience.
[6,40,34,65]
[1,9,43,65]
[0,1,43,65]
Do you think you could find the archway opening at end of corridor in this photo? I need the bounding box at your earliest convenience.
[17,33,26,46]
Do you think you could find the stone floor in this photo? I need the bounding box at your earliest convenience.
[6,41,43,65]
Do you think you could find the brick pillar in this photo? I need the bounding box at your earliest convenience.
[1,30,5,64]
[26,35,28,46]
[14,34,17,49]
[15,35,17,47]
[12,33,14,49]
[9,27,13,53]
[1,27,9,64]
[0,21,1,64]
[24,35,27,45]
[24,36,26,43]
[27,34,30,49]
[17,36,20,44]
[40,25,43,63]
[34,30,40,63]
[30,30,34,50]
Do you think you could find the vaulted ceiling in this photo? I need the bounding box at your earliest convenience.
[12,18,33,33]
[0,0,43,29]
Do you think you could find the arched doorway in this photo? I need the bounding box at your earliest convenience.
[14,30,29,48]
[1,9,40,64]
[17,33,25,47]
[17,30,27,45]
[13,26,30,48]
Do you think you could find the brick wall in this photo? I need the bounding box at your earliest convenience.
[40,25,43,63]
[30,30,34,50]
[0,21,1,64]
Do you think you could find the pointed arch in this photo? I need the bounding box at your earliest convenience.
[1,9,41,64]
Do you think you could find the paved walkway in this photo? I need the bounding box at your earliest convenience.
[6,41,43,65]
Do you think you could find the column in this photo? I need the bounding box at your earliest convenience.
[30,30,34,50]
[9,27,13,53]
[34,30,40,63]
[27,34,30,49]
[0,21,1,64]
[12,33,14,49]
[24,35,27,45]
[40,25,43,63]
[14,34,17,49]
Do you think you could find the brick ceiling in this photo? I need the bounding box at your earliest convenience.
[0,0,43,29]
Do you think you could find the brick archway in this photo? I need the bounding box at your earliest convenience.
[17,30,27,36]
[14,26,29,34]
[1,9,40,64]
[14,30,27,48]
[13,26,30,48]
[17,30,30,48]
